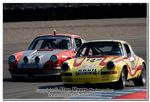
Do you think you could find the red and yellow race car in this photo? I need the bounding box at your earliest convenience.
[8,32,84,80]
[61,40,146,89]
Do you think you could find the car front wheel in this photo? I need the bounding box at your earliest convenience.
[113,69,126,89]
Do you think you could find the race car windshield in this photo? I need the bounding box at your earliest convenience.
[76,42,122,57]
[28,36,71,50]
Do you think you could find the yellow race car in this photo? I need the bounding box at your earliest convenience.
[61,40,146,89]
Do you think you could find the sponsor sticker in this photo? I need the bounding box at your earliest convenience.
[76,64,97,75]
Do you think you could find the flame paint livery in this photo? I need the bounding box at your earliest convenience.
[61,40,146,89]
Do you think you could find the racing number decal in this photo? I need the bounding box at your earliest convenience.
[99,56,119,66]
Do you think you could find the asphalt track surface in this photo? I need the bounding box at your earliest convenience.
[3,18,147,100]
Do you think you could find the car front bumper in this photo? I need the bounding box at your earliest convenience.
[9,68,61,78]
[61,74,120,84]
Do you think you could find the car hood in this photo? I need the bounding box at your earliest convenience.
[72,55,124,69]
[17,49,65,68]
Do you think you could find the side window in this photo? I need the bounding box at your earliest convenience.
[124,44,131,57]
[74,38,82,51]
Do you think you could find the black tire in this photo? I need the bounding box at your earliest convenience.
[133,65,146,86]
[114,69,126,89]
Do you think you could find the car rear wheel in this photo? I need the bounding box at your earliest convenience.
[114,69,126,89]
[133,65,146,86]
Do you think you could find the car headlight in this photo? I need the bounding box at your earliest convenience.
[50,55,58,63]
[8,55,16,63]
[61,63,70,71]
[107,61,115,69]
